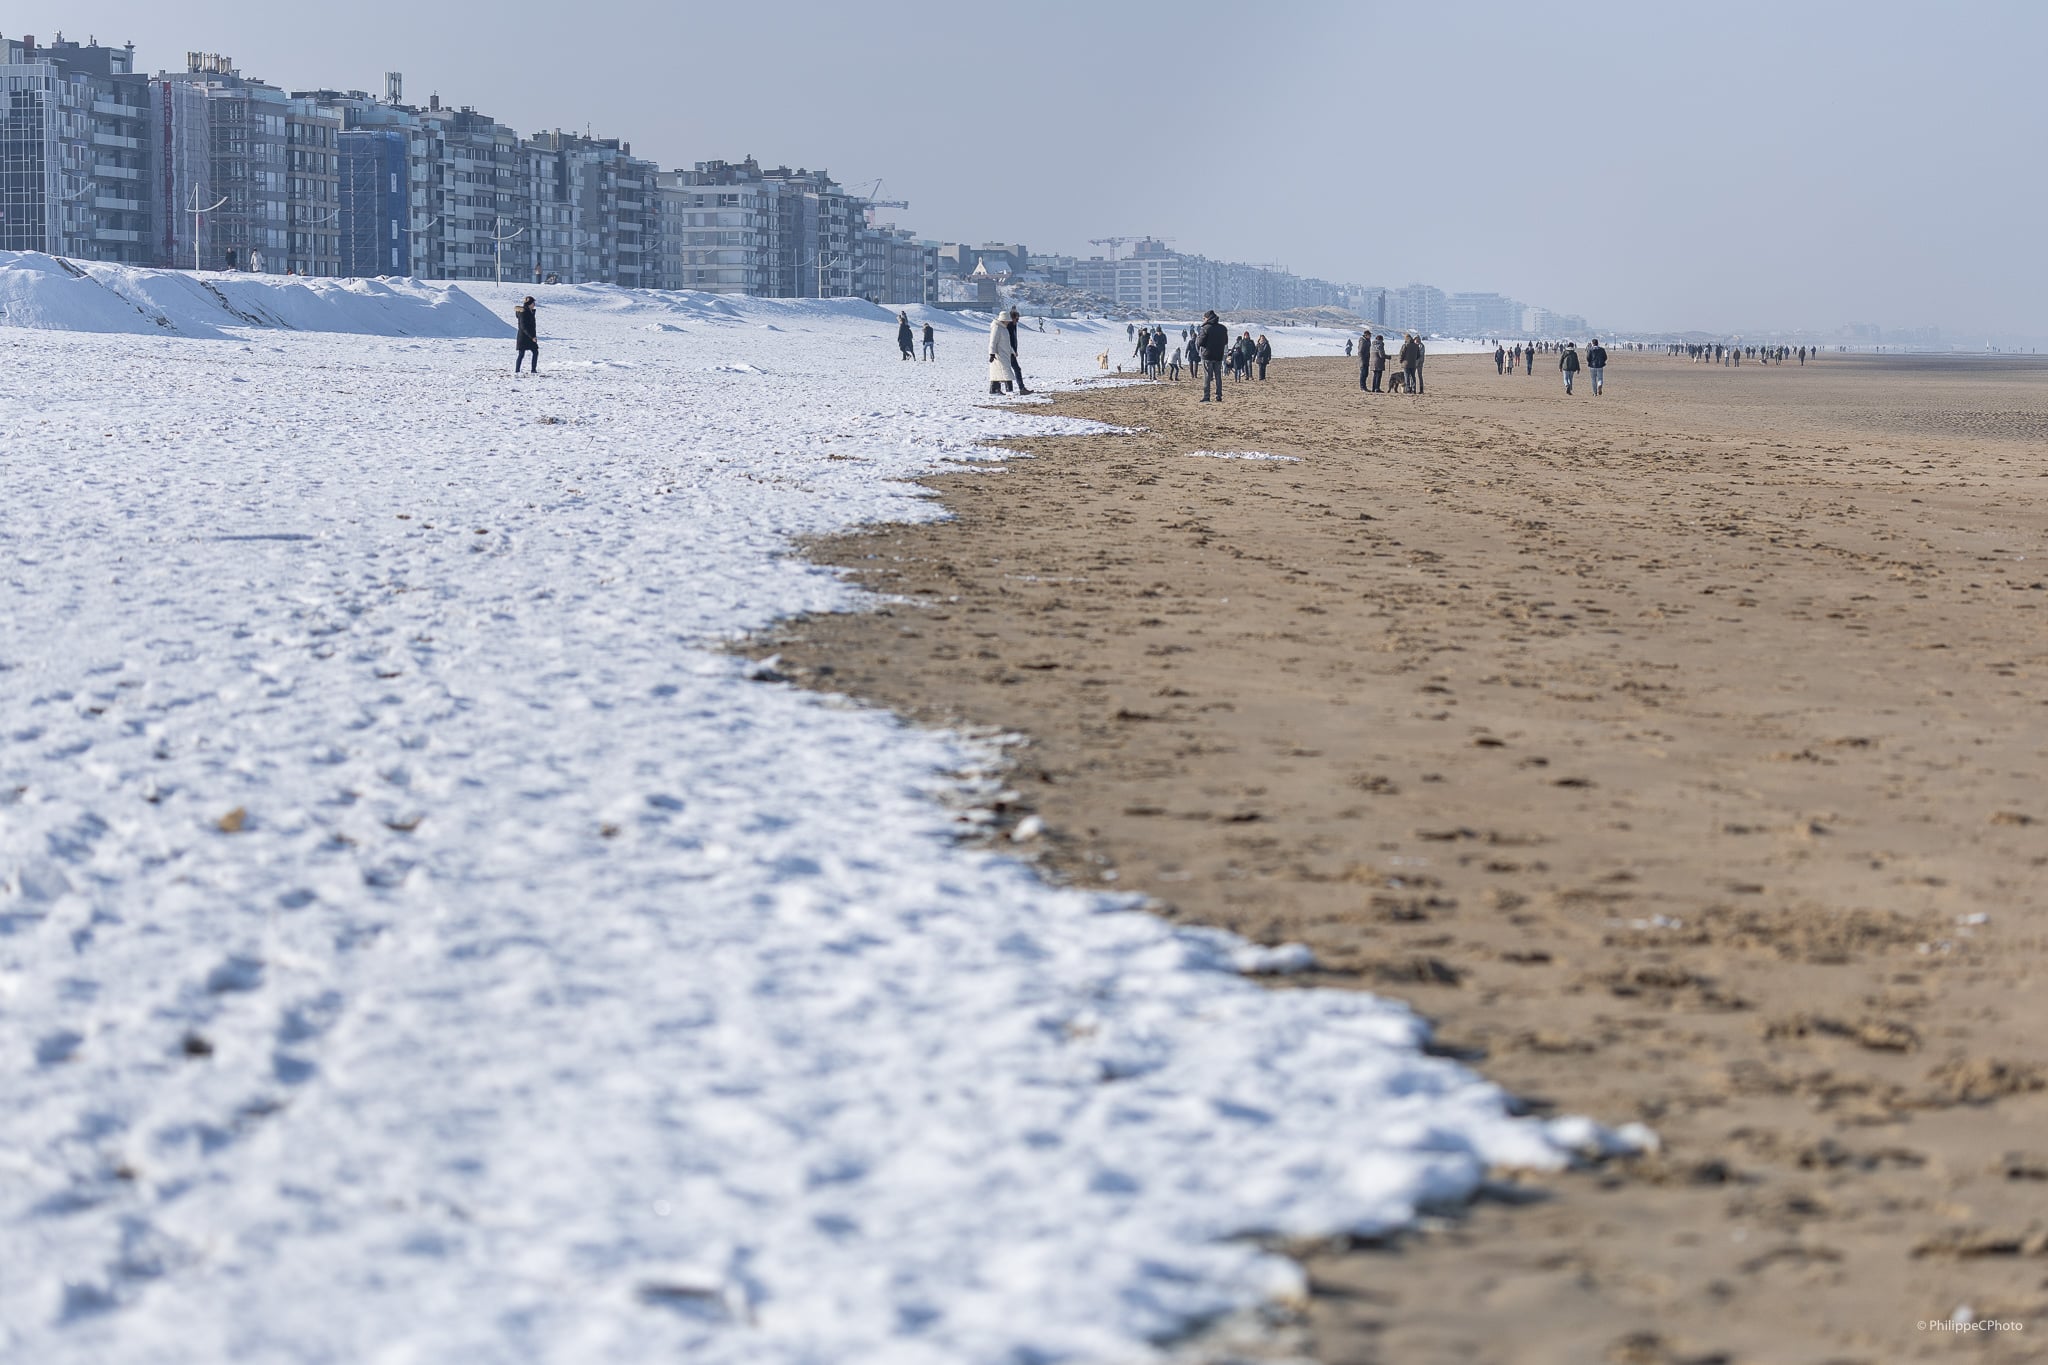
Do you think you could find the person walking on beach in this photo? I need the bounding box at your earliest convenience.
[1198,309,1229,402]
[1560,340,1581,395]
[897,311,916,361]
[989,308,1030,394]
[1186,332,1201,380]
[1413,335,1427,394]
[513,296,539,374]
[1370,331,1387,391]
[921,321,935,360]
[1495,342,1506,375]
[1586,337,1608,395]
[1345,336,1355,358]
[1255,333,1272,380]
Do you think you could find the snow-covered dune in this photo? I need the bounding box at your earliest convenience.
[0,273,1634,1363]
[0,252,507,339]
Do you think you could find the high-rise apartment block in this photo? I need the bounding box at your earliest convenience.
[0,36,154,265]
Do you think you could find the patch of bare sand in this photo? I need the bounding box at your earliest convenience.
[747,353,2048,1364]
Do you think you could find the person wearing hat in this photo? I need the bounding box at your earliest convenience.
[513,296,539,374]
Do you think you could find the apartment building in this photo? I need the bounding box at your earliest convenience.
[167,54,338,275]
[1056,239,1347,315]
[1386,283,1447,334]
[1445,291,1523,337]
[0,36,155,264]
[335,127,409,276]
[524,131,654,286]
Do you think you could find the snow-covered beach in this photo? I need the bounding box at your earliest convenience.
[0,257,1625,1362]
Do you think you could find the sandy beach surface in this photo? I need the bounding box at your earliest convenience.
[746,350,2048,1363]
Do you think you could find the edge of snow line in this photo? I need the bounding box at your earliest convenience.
[0,264,1652,1364]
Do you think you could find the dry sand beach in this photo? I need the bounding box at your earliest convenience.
[747,350,2048,1364]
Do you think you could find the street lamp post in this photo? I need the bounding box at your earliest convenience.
[190,190,228,273]
[293,207,338,276]
[410,215,441,280]
[492,215,526,286]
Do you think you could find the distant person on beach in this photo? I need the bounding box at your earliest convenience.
[989,308,1030,395]
[1495,342,1506,375]
[1198,309,1230,402]
[1587,338,1608,395]
[1560,340,1581,395]
[514,297,539,374]
[1345,337,1355,358]
[1186,332,1201,379]
[897,311,916,361]
[922,321,935,360]
[1370,331,1387,391]
[1358,329,1373,390]
[1413,336,1427,393]
[1255,334,1272,380]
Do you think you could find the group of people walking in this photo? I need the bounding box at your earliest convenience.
[897,311,937,361]
[1126,324,1273,383]
[1668,342,1810,366]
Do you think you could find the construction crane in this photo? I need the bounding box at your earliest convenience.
[1089,235,1174,258]
[851,178,909,224]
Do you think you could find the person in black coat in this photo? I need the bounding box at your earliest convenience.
[1254,334,1272,380]
[1358,330,1373,390]
[1494,343,1506,374]
[897,311,915,360]
[921,321,935,360]
[1586,337,1608,395]
[514,297,539,373]
[1197,310,1230,402]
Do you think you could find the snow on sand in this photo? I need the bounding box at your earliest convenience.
[0,261,1635,1362]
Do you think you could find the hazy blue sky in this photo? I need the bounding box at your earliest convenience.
[19,0,2045,336]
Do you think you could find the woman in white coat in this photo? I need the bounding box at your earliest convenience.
[988,309,1029,395]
